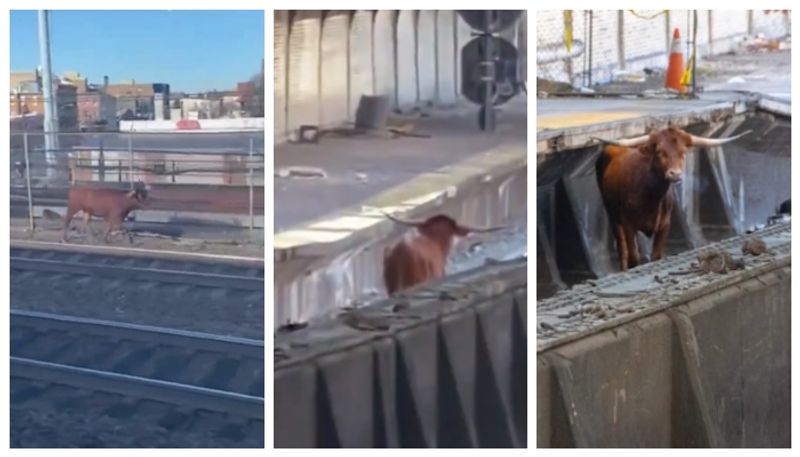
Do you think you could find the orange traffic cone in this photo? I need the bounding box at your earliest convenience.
[665,28,686,93]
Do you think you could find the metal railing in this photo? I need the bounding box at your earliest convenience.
[10,130,265,231]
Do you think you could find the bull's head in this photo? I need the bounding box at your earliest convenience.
[127,181,151,203]
[381,211,507,251]
[596,127,751,183]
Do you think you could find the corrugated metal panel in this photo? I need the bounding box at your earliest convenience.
[374,11,396,106]
[435,10,457,106]
[349,11,374,120]
[396,10,418,110]
[517,11,527,82]
[455,13,473,102]
[320,12,350,128]
[287,11,321,133]
[417,10,437,104]
[274,11,289,141]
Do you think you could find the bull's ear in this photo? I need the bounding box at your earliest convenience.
[126,190,137,198]
[454,225,470,237]
[639,135,659,155]
[681,131,695,148]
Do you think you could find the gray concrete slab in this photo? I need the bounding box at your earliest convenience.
[274,97,527,232]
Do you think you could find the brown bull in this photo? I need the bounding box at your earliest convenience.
[381,212,505,295]
[594,126,750,271]
[62,183,150,243]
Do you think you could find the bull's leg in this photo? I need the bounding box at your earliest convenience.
[624,225,640,269]
[62,206,79,242]
[651,220,671,262]
[82,212,95,238]
[104,216,123,244]
[614,224,629,271]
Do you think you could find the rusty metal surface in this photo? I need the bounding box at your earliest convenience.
[537,222,791,352]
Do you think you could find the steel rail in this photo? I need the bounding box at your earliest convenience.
[10,256,263,291]
[11,356,264,420]
[11,309,264,359]
[10,240,264,268]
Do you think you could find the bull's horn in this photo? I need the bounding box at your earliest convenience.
[689,129,752,147]
[591,134,651,147]
[380,210,425,227]
[457,222,508,233]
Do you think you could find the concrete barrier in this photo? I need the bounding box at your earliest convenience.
[537,223,791,447]
[275,259,527,448]
[120,117,265,133]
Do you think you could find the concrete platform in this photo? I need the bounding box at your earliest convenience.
[274,98,527,234]
[537,90,790,157]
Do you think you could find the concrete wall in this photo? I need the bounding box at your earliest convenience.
[120,117,264,132]
[275,259,527,448]
[538,262,790,447]
[537,10,791,85]
[274,10,528,143]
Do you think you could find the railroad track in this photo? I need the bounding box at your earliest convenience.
[11,246,263,291]
[11,309,264,447]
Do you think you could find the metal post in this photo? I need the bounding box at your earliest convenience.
[248,138,254,230]
[617,10,625,70]
[481,10,496,132]
[588,11,593,86]
[23,132,35,232]
[692,10,698,96]
[98,137,105,182]
[128,135,134,187]
[38,10,60,179]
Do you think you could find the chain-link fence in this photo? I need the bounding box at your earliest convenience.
[537,10,791,92]
[9,130,265,232]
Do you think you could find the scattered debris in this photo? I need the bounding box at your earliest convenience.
[593,289,644,298]
[340,310,391,331]
[392,301,410,313]
[387,121,432,139]
[739,33,788,53]
[275,166,328,180]
[539,322,557,332]
[698,250,745,274]
[277,321,309,333]
[742,238,769,256]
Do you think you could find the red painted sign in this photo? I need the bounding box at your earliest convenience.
[176,119,201,130]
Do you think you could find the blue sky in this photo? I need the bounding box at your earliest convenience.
[10,10,264,92]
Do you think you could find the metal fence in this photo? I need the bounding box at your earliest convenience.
[537,10,791,91]
[10,130,266,232]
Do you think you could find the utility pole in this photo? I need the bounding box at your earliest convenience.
[38,10,61,179]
